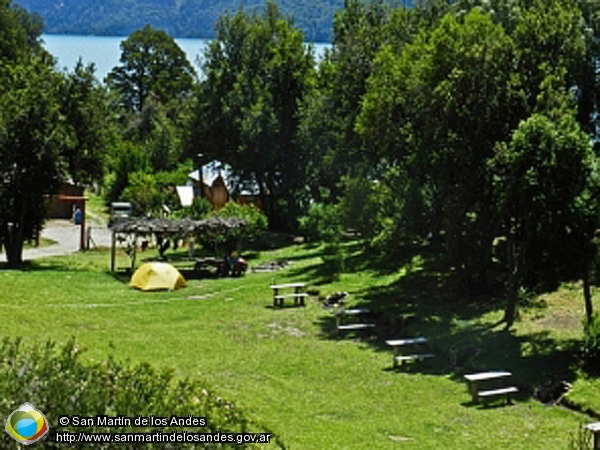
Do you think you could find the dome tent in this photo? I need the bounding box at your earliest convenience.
[130,262,186,291]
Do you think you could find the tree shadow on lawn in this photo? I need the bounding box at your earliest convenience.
[314,247,582,402]
[285,240,413,287]
[0,260,93,273]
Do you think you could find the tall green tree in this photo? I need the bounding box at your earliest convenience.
[491,71,599,325]
[107,24,196,112]
[0,60,69,266]
[187,1,314,227]
[0,0,44,62]
[299,0,395,200]
[512,0,587,116]
[0,2,111,266]
[61,60,115,185]
[358,10,518,288]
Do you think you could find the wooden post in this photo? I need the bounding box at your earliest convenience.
[131,233,137,271]
[470,382,479,403]
[111,231,116,272]
[79,201,86,251]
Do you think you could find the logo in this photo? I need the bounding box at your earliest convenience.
[5,403,49,445]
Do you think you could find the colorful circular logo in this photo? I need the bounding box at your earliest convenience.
[5,403,49,445]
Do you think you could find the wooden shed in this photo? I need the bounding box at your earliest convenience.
[47,182,85,219]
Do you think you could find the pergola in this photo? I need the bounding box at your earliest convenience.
[108,217,247,271]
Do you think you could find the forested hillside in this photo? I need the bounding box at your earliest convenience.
[13,0,346,41]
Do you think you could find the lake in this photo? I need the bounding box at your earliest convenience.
[42,34,329,81]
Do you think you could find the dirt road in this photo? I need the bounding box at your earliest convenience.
[0,220,113,263]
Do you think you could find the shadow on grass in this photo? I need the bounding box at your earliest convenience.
[312,243,582,402]
[264,304,308,311]
[109,269,132,284]
[287,239,425,286]
[0,260,93,273]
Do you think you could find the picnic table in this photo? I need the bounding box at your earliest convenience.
[586,422,600,449]
[385,337,434,368]
[270,282,308,307]
[335,308,376,333]
[464,370,518,404]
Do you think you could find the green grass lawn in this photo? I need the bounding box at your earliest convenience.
[23,236,56,249]
[1,241,598,448]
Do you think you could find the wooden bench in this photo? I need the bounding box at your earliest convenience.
[585,422,600,450]
[464,371,518,404]
[270,283,307,307]
[386,338,434,368]
[335,308,376,333]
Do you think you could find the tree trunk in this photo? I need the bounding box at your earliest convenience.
[4,223,25,267]
[583,265,593,322]
[504,230,519,329]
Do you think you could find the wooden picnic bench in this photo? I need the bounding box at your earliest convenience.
[270,283,308,307]
[464,371,518,404]
[586,422,600,449]
[334,308,376,333]
[385,337,434,368]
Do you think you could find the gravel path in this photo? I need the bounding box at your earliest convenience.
[0,219,113,262]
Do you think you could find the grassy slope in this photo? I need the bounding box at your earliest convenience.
[1,242,597,448]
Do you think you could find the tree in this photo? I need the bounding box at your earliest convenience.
[106,24,196,112]
[120,172,164,217]
[0,2,111,266]
[106,141,151,204]
[0,59,69,266]
[512,0,587,116]
[358,9,518,288]
[298,0,396,200]
[61,60,115,185]
[186,1,314,228]
[0,0,45,62]
[491,75,599,325]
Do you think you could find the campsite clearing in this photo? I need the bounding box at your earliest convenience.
[0,243,598,449]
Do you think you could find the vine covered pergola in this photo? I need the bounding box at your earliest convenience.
[109,217,247,271]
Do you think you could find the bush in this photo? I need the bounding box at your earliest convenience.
[0,337,281,448]
[583,313,600,373]
[209,202,268,241]
[120,171,163,217]
[187,203,268,258]
[106,141,151,204]
[298,202,343,242]
[180,197,212,220]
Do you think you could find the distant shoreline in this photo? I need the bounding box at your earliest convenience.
[42,34,330,80]
[41,31,332,45]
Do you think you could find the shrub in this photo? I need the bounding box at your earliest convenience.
[583,313,600,373]
[0,337,281,448]
[120,171,163,217]
[298,202,343,242]
[183,197,213,220]
[209,202,268,242]
[190,202,267,257]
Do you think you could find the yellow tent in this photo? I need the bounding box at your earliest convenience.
[130,262,186,291]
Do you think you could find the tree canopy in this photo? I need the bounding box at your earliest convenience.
[106,24,196,112]
[0,0,111,266]
[5,0,600,326]
[186,1,315,228]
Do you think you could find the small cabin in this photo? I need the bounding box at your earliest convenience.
[47,182,85,219]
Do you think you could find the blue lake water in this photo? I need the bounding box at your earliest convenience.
[42,34,329,81]
[43,34,210,81]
